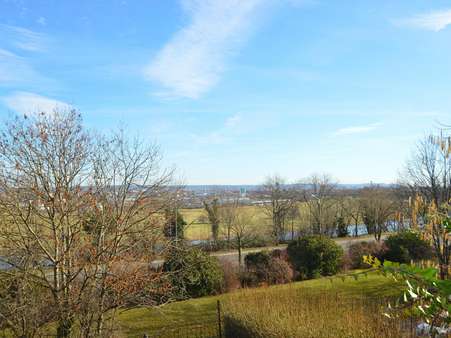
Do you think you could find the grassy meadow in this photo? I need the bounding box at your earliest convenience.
[224,282,404,338]
[181,204,311,241]
[181,205,272,240]
[117,272,403,337]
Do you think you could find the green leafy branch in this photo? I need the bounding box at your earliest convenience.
[363,255,450,330]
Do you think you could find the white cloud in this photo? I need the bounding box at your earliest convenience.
[190,113,245,144]
[0,24,47,52]
[2,92,71,115]
[225,113,241,128]
[0,48,56,90]
[0,48,42,85]
[333,123,382,136]
[190,131,226,144]
[37,17,47,26]
[144,0,266,99]
[397,9,451,31]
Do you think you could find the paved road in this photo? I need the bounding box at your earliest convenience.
[151,234,387,268]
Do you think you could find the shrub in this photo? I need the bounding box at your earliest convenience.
[266,258,294,285]
[382,231,432,263]
[221,261,241,292]
[163,245,223,298]
[347,241,385,269]
[270,248,289,261]
[242,251,293,287]
[245,252,271,272]
[287,235,343,279]
[239,271,260,288]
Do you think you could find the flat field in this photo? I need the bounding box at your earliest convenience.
[181,204,311,241]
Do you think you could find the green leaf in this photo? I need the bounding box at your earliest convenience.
[408,289,418,299]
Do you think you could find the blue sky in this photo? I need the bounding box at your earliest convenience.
[0,0,450,185]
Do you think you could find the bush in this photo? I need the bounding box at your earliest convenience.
[287,235,343,279]
[266,258,294,285]
[382,231,432,263]
[239,271,261,288]
[347,241,385,269]
[270,248,289,261]
[221,261,241,292]
[245,252,271,271]
[163,245,223,298]
[241,251,293,287]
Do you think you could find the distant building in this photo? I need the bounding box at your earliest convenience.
[240,187,247,198]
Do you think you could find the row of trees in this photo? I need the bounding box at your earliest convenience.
[262,175,407,243]
[196,177,402,247]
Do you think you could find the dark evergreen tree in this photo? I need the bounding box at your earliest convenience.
[163,208,186,240]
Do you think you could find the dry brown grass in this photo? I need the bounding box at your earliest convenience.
[223,284,407,338]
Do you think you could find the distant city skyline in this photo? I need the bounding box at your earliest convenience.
[1,1,450,184]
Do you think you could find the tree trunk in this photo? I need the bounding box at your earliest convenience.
[375,224,382,242]
[56,317,73,338]
[237,237,242,270]
[439,266,448,280]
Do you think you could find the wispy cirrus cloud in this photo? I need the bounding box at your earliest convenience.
[0,48,42,86]
[0,24,48,52]
[37,17,47,26]
[333,122,382,136]
[395,9,451,31]
[190,113,245,144]
[0,48,56,90]
[144,0,267,99]
[2,92,71,115]
[225,113,242,128]
[0,25,56,90]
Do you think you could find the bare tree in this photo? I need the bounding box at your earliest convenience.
[218,198,239,248]
[262,175,296,244]
[407,130,451,279]
[229,207,256,269]
[420,199,451,279]
[302,174,337,235]
[402,134,451,206]
[286,204,301,240]
[359,186,396,241]
[0,111,174,337]
[345,197,362,237]
[335,196,354,237]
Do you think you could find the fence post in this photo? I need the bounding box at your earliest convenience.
[217,300,222,338]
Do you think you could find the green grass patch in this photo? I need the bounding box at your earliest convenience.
[117,272,402,337]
